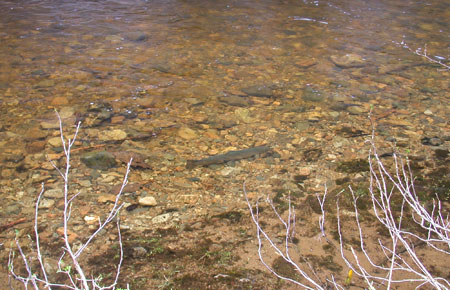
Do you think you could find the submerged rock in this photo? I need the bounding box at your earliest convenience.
[330,54,366,68]
[178,127,198,140]
[47,137,62,147]
[152,213,171,224]
[302,86,326,102]
[241,85,273,97]
[136,96,162,108]
[39,199,55,209]
[346,105,366,115]
[295,58,317,68]
[98,129,128,141]
[40,121,60,129]
[34,79,55,88]
[81,151,116,170]
[84,102,113,127]
[132,246,148,258]
[111,151,152,169]
[138,196,157,206]
[5,203,21,215]
[234,108,253,123]
[434,148,448,160]
[421,137,443,146]
[124,31,148,42]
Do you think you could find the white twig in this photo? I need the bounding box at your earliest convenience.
[394,40,449,70]
[245,132,449,289]
[316,188,328,238]
[9,111,131,290]
[244,183,328,289]
[336,136,449,289]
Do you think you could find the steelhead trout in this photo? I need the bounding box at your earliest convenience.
[186,146,272,169]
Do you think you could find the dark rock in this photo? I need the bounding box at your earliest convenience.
[81,151,116,170]
[132,246,148,258]
[294,174,308,182]
[336,159,370,173]
[271,256,299,280]
[125,32,148,42]
[26,140,46,154]
[421,137,443,146]
[434,148,448,160]
[126,204,139,211]
[336,177,350,185]
[305,195,322,214]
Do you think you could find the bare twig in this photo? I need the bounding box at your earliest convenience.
[335,135,450,289]
[245,132,449,289]
[395,40,449,70]
[8,112,131,290]
[244,184,328,289]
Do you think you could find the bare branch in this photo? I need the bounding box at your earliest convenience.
[9,111,131,290]
[394,40,449,70]
[246,132,449,289]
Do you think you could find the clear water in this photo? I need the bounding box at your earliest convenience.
[0,0,448,110]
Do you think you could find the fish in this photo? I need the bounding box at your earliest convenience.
[186,146,272,169]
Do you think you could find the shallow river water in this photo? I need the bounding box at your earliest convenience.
[0,0,448,112]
